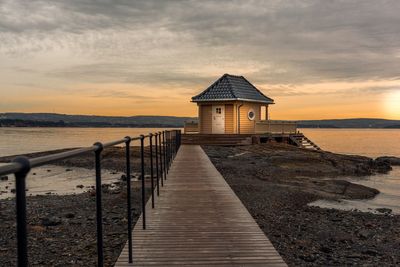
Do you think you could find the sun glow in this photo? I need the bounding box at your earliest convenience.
[384,90,400,119]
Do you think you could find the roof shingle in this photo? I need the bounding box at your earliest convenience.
[192,74,274,104]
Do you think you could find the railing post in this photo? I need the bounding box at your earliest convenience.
[159,132,164,187]
[140,135,146,230]
[124,137,133,263]
[168,131,172,168]
[13,157,30,267]
[155,133,160,196]
[167,131,170,169]
[162,131,167,180]
[149,134,155,209]
[93,142,104,267]
[175,130,178,157]
[179,130,181,149]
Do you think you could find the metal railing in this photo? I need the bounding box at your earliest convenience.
[0,129,182,267]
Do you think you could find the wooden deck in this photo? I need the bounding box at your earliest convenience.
[115,145,286,266]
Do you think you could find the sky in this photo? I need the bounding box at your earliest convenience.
[0,0,400,120]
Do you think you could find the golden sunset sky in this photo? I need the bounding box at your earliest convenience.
[1,1,400,120]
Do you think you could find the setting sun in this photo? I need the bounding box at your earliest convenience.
[384,90,400,119]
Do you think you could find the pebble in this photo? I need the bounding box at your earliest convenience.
[41,216,62,227]
[64,212,75,219]
[376,208,392,214]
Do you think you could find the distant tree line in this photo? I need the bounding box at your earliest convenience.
[0,119,181,128]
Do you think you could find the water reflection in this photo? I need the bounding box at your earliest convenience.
[309,167,400,215]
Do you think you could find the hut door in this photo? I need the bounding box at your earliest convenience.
[212,105,225,134]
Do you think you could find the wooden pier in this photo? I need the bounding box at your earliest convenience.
[115,145,286,266]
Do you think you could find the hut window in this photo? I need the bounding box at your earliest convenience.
[248,109,255,121]
[216,107,222,114]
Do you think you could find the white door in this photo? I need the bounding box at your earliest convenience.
[212,105,225,134]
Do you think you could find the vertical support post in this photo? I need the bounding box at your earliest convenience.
[162,131,167,180]
[13,157,30,267]
[168,131,172,168]
[159,132,164,187]
[140,135,146,230]
[155,133,160,196]
[174,130,178,157]
[149,134,155,209]
[93,142,104,267]
[124,137,133,263]
[168,131,170,172]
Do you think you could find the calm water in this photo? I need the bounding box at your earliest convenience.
[1,127,399,158]
[300,128,400,158]
[1,127,400,214]
[299,129,400,214]
[0,127,177,157]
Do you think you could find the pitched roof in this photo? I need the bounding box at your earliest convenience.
[191,74,274,104]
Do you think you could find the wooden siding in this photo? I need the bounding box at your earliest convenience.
[198,101,266,134]
[224,104,234,134]
[238,102,261,134]
[200,104,212,134]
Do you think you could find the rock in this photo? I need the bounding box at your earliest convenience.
[0,176,8,181]
[110,190,121,195]
[376,156,400,166]
[76,184,84,189]
[64,213,75,219]
[376,208,392,214]
[299,254,316,262]
[41,216,61,227]
[32,173,36,175]
[47,169,51,172]
[362,249,379,256]
[65,168,72,172]
[320,246,332,253]
[30,225,46,232]
[358,229,371,239]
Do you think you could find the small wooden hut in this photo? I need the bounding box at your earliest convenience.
[191,74,276,134]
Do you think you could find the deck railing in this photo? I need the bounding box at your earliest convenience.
[184,121,199,134]
[0,129,182,267]
[255,120,297,134]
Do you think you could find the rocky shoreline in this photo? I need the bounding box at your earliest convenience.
[0,183,151,266]
[1,144,399,266]
[0,147,153,266]
[203,143,400,266]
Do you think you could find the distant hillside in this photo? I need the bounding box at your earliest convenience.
[298,118,400,128]
[1,113,399,128]
[0,113,196,127]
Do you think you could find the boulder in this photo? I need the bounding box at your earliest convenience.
[375,156,400,166]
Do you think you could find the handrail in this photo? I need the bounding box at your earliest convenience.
[0,129,182,267]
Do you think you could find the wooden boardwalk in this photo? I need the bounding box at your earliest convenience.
[116,145,286,266]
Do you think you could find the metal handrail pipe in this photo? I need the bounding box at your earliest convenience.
[102,138,129,148]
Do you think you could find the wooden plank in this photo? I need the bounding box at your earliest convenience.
[115,145,286,266]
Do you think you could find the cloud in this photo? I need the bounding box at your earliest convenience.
[1,0,400,98]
